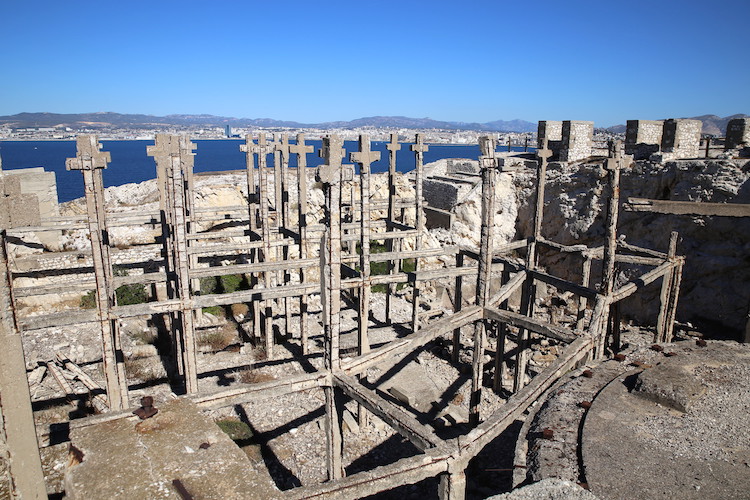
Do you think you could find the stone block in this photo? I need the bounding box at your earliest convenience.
[559,121,594,162]
[447,159,479,175]
[661,119,701,158]
[633,363,706,412]
[425,206,453,230]
[423,179,459,211]
[625,120,664,160]
[725,118,750,150]
[8,194,40,228]
[64,398,277,499]
[2,176,22,196]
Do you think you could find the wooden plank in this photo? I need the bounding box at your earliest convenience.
[610,261,675,303]
[342,306,483,376]
[335,374,440,451]
[625,197,750,217]
[483,307,578,343]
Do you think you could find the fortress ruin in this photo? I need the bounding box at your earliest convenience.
[0,119,749,499]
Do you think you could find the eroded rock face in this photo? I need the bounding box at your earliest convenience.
[512,159,750,334]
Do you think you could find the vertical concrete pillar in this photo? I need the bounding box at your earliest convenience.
[318,135,347,481]
[385,134,401,324]
[289,134,313,354]
[438,470,466,500]
[410,134,428,333]
[147,135,199,393]
[240,135,262,343]
[66,136,129,409]
[0,197,46,497]
[470,136,498,426]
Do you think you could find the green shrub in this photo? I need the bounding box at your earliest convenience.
[116,283,148,305]
[215,418,253,441]
[81,290,96,309]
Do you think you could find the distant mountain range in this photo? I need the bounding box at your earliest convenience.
[604,114,748,136]
[0,112,538,133]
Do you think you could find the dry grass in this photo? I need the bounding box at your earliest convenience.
[235,368,276,385]
[198,324,237,351]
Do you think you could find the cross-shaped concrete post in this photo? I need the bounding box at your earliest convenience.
[350,135,380,356]
[385,133,402,322]
[67,135,129,410]
[289,134,314,353]
[146,134,199,393]
[319,134,346,481]
[410,134,429,333]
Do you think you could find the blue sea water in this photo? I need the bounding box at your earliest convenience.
[0,140,533,203]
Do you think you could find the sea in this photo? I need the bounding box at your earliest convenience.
[0,140,533,203]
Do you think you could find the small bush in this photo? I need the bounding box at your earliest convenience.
[215,418,253,442]
[236,368,276,385]
[202,305,225,317]
[198,326,236,351]
[116,283,148,306]
[81,290,96,309]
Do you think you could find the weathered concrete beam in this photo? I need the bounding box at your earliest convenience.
[342,306,482,376]
[458,335,592,463]
[286,449,450,500]
[483,307,578,343]
[530,269,598,299]
[335,373,440,451]
[610,260,677,303]
[625,197,750,217]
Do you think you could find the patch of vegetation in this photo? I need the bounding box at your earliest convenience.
[201,305,225,317]
[215,418,253,442]
[236,368,277,385]
[200,274,249,295]
[198,326,236,351]
[115,283,148,305]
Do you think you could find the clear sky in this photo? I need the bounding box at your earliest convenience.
[1,0,748,127]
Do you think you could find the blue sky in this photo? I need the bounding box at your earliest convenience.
[1,0,748,127]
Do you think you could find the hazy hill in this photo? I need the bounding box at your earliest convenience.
[0,112,537,133]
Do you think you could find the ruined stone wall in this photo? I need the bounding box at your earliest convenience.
[513,158,750,333]
[559,121,593,162]
[725,118,750,149]
[625,120,663,160]
[661,119,702,159]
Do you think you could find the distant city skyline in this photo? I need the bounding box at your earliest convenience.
[1,0,748,128]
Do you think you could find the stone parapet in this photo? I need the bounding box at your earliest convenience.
[661,119,701,159]
[625,120,664,160]
[725,118,750,150]
[559,121,594,162]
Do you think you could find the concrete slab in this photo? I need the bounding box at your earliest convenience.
[64,398,278,499]
[582,342,750,500]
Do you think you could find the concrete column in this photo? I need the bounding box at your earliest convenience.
[66,136,128,409]
[385,133,401,324]
[289,134,313,354]
[410,134,428,333]
[0,212,46,498]
[470,136,498,426]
